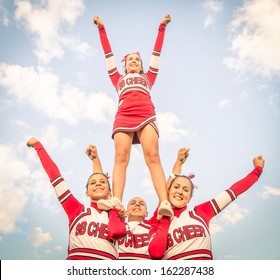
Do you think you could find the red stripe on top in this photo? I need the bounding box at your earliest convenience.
[168,249,213,260]
[211,199,221,214]
[68,247,117,260]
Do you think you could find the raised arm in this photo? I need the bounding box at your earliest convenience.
[148,147,189,222]
[229,155,264,196]
[196,155,265,223]
[166,147,190,189]
[147,14,171,86]
[27,137,61,182]
[85,144,103,173]
[85,144,126,240]
[148,147,189,258]
[93,16,120,88]
[26,137,83,222]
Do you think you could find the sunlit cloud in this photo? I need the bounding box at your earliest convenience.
[14,119,30,130]
[131,146,142,161]
[202,0,223,28]
[219,203,250,225]
[217,99,231,109]
[29,227,53,246]
[0,0,10,26]
[53,246,63,252]
[34,124,74,151]
[14,0,91,64]
[210,222,224,234]
[25,124,76,212]
[0,124,77,236]
[157,112,196,142]
[141,169,155,196]
[204,14,215,28]
[259,185,280,199]
[0,63,116,125]
[0,144,29,234]
[224,0,280,77]
[202,0,223,12]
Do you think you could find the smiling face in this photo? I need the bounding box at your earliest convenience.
[126,197,148,222]
[125,53,143,74]
[168,176,193,208]
[86,173,111,202]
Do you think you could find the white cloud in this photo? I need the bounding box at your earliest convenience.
[27,168,61,213]
[0,144,30,234]
[14,0,91,64]
[35,124,74,151]
[44,247,63,255]
[219,203,250,225]
[202,0,223,28]
[217,99,231,109]
[53,246,63,252]
[0,0,10,26]
[60,35,92,59]
[210,222,224,234]
[208,203,250,234]
[157,112,196,142]
[14,119,30,130]
[268,94,279,113]
[224,0,280,77]
[204,15,215,28]
[29,227,52,246]
[259,185,280,199]
[25,124,75,212]
[210,204,250,234]
[131,146,142,161]
[0,124,76,235]
[202,0,223,12]
[142,178,155,197]
[0,188,29,234]
[142,177,154,196]
[60,138,75,150]
[141,168,155,196]
[0,63,116,125]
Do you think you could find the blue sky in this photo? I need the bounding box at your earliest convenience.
[0,0,279,260]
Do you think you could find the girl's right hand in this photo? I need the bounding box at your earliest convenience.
[253,155,265,168]
[27,137,38,148]
[85,145,98,161]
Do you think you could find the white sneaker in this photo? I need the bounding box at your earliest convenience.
[97,197,123,211]
[158,200,173,217]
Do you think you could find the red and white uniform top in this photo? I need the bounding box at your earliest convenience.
[149,167,263,260]
[118,221,151,260]
[97,23,167,143]
[33,142,119,260]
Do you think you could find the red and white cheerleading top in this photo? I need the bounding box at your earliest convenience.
[33,141,119,260]
[118,221,151,260]
[97,23,167,144]
[148,166,263,260]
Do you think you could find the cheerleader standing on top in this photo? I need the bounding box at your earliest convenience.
[93,14,173,217]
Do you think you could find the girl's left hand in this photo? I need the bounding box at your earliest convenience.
[93,16,103,26]
[162,14,171,25]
